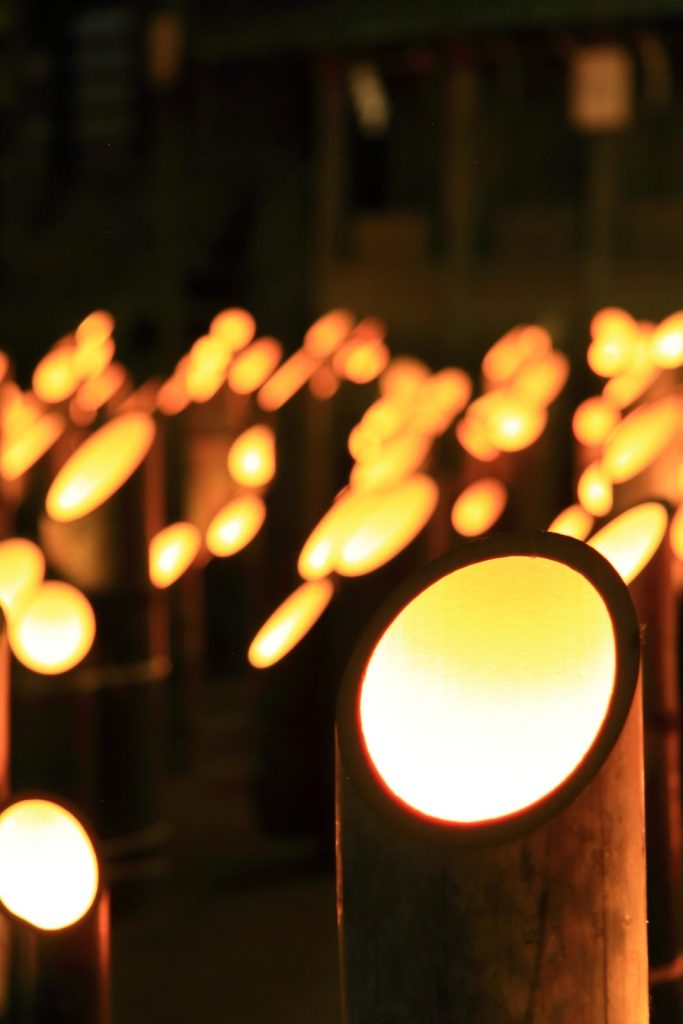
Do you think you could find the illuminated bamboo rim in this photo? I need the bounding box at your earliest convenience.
[0,799,99,930]
[413,368,472,435]
[0,539,45,620]
[9,581,96,675]
[0,412,65,482]
[378,357,430,399]
[298,489,379,580]
[337,531,639,842]
[602,339,660,410]
[601,394,682,484]
[248,578,334,669]
[205,493,266,557]
[227,424,276,488]
[257,349,319,411]
[75,309,114,348]
[481,325,552,385]
[228,337,283,394]
[74,361,128,413]
[73,335,116,381]
[335,474,439,577]
[149,522,201,588]
[454,415,500,463]
[671,503,683,562]
[209,307,256,351]
[333,337,390,384]
[32,346,80,404]
[308,365,340,400]
[303,308,355,359]
[650,311,683,369]
[450,478,507,537]
[587,308,639,378]
[572,395,620,448]
[349,432,432,491]
[577,463,613,518]
[588,502,669,585]
[548,504,594,541]
[45,412,156,522]
[482,393,548,453]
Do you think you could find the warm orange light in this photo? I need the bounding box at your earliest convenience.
[334,338,389,384]
[0,799,98,930]
[0,539,45,620]
[205,493,266,557]
[209,308,256,351]
[0,412,65,481]
[577,463,613,517]
[454,415,500,463]
[482,393,548,453]
[511,349,569,407]
[156,374,190,416]
[450,478,507,537]
[9,581,96,675]
[349,432,432,491]
[3,387,42,438]
[587,308,639,377]
[257,349,319,411]
[588,502,668,585]
[378,357,430,399]
[602,337,659,410]
[359,397,411,444]
[303,309,355,359]
[45,412,156,522]
[481,325,552,385]
[548,504,594,541]
[650,312,683,369]
[601,394,682,484]
[74,362,128,413]
[248,578,334,668]
[359,553,618,823]
[572,396,621,447]
[149,522,201,588]
[72,335,116,381]
[308,365,340,400]
[75,310,114,348]
[185,339,226,404]
[227,424,276,488]
[413,368,472,435]
[32,347,80,404]
[298,489,378,580]
[335,474,439,576]
[227,337,283,394]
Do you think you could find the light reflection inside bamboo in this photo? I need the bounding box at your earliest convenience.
[248,578,334,668]
[450,478,507,537]
[602,395,682,484]
[227,424,276,488]
[228,337,283,394]
[149,522,201,588]
[588,502,668,585]
[205,493,266,557]
[577,463,613,518]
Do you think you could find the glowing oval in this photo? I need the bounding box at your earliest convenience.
[548,504,594,541]
[336,474,439,577]
[209,308,256,351]
[75,362,128,413]
[9,581,96,675]
[588,502,668,585]
[76,310,114,348]
[455,415,500,463]
[149,522,201,588]
[228,337,283,395]
[45,412,156,522]
[298,489,378,580]
[1,412,65,482]
[156,375,190,416]
[248,578,334,669]
[481,325,552,385]
[572,396,620,448]
[413,368,472,435]
[602,338,659,410]
[308,365,340,400]
[650,312,683,369]
[0,799,98,930]
[587,309,639,377]
[304,309,355,359]
[512,350,569,407]
[227,424,276,488]
[334,338,389,384]
[602,395,682,484]
[206,494,266,557]
[359,553,618,823]
[577,463,613,518]
[72,336,115,381]
[484,394,547,453]
[379,357,430,399]
[0,539,45,620]
[257,350,319,411]
[451,478,507,537]
[32,347,80,404]
[349,432,432,491]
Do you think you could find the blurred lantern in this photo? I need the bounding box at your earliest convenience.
[378,357,430,399]
[413,369,472,436]
[548,503,594,541]
[304,309,355,359]
[149,522,201,589]
[601,394,681,485]
[511,349,569,407]
[257,350,319,411]
[227,337,283,395]
[450,477,507,537]
[308,365,340,401]
[248,578,334,668]
[8,581,95,675]
[0,539,45,620]
[208,308,256,351]
[0,411,65,482]
[73,336,116,382]
[481,325,552,386]
[588,502,669,585]
[572,395,621,447]
[32,347,80,405]
[602,335,660,410]
[75,310,114,349]
[349,432,431,491]
[454,415,500,463]
[227,424,276,489]
[298,489,376,581]
[577,462,613,517]
[650,311,683,369]
[587,308,639,377]
[205,493,266,558]
[481,392,547,453]
[74,362,129,414]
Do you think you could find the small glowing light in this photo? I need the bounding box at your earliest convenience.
[9,581,96,675]
[588,502,668,585]
[32,347,80,404]
[548,504,594,541]
[228,337,283,395]
[572,396,621,447]
[257,350,319,411]
[454,415,500,463]
[348,62,392,138]
[577,463,613,518]
[0,539,45,620]
[333,337,389,384]
[308,365,340,400]
[75,310,114,348]
[248,578,334,668]
[379,357,430,399]
[511,350,569,407]
[73,336,116,381]
[650,312,683,369]
[205,494,266,557]
[481,325,552,385]
[601,395,682,484]
[602,337,659,409]
[185,339,226,404]
[156,373,190,416]
[359,553,618,822]
[587,308,639,377]
[227,424,276,488]
[149,522,201,589]
[0,412,65,481]
[0,799,98,930]
[46,412,156,522]
[413,368,472,435]
[298,489,378,580]
[209,308,256,351]
[304,309,355,359]
[450,478,507,537]
[360,397,411,444]
[335,474,439,576]
[483,393,548,453]
[74,362,128,413]
[349,432,432,490]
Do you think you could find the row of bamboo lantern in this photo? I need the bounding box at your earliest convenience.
[0,301,681,1020]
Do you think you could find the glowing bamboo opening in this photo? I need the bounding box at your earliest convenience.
[0,799,98,930]
[602,339,659,410]
[75,310,114,349]
[601,393,682,485]
[185,339,226,404]
[74,362,128,413]
[379,357,430,399]
[358,553,619,823]
[257,350,319,411]
[335,474,438,577]
[227,337,283,394]
[209,308,256,352]
[455,415,500,463]
[413,368,472,435]
[548,504,594,541]
[308,365,340,400]
[45,412,156,522]
[572,396,621,448]
[32,347,80,404]
[511,350,569,407]
[156,374,190,416]
[227,424,276,489]
[481,325,552,385]
[650,312,683,369]
[588,502,669,585]
[0,539,45,620]
[349,432,432,491]
[359,397,411,444]
[577,463,614,518]
[298,489,379,580]
[248,578,334,668]
[334,338,389,384]
[0,412,65,481]
[149,522,201,589]
[483,394,548,453]
[304,309,355,358]
[450,478,507,538]
[205,493,266,557]
[9,581,96,675]
[587,308,639,377]
[73,335,116,381]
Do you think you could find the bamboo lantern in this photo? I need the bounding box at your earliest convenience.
[336,531,646,1023]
